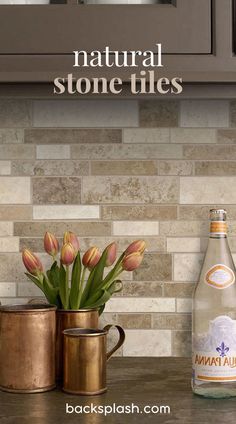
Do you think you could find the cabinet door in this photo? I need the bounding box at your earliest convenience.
[0,0,211,54]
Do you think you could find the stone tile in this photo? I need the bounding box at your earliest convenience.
[102,205,177,220]
[167,237,201,253]
[82,176,179,204]
[91,161,157,176]
[152,313,191,330]
[184,145,236,160]
[170,128,216,143]
[133,254,172,282]
[0,177,31,204]
[217,129,236,144]
[158,160,193,176]
[195,161,236,176]
[176,298,193,313]
[0,298,33,305]
[123,128,170,143]
[33,100,138,128]
[0,223,13,236]
[122,281,163,297]
[140,101,179,127]
[0,206,32,221]
[0,100,31,127]
[99,313,117,327]
[12,160,89,176]
[33,205,99,220]
[230,101,236,126]
[0,237,19,252]
[0,253,29,282]
[72,143,182,160]
[180,177,236,204]
[14,221,111,237]
[0,283,16,297]
[25,128,122,144]
[0,129,24,144]
[160,221,208,237]
[180,100,229,127]
[123,330,171,356]
[36,145,70,160]
[174,253,203,282]
[178,205,236,220]
[0,145,35,159]
[32,177,81,204]
[163,282,195,298]
[113,221,159,236]
[17,282,42,297]
[106,298,175,313]
[117,314,151,329]
[172,331,191,357]
[0,161,11,175]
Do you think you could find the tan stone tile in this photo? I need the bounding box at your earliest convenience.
[12,160,89,176]
[123,128,170,143]
[184,145,236,160]
[0,177,31,204]
[123,330,171,356]
[102,205,177,220]
[174,253,203,282]
[18,282,42,297]
[0,283,16,297]
[140,101,179,127]
[36,145,70,160]
[133,253,172,281]
[163,282,195,297]
[195,161,236,176]
[122,281,162,297]
[230,101,236,126]
[32,177,81,204]
[0,145,35,159]
[152,313,191,330]
[171,128,216,143]
[113,221,159,236]
[178,205,236,220]
[0,237,19,252]
[180,177,236,204]
[158,160,193,176]
[0,222,13,236]
[0,206,32,221]
[217,129,236,144]
[0,253,29,282]
[91,160,157,176]
[0,129,24,144]
[0,100,31,127]
[25,128,122,144]
[117,313,151,329]
[167,237,201,253]
[14,221,111,237]
[33,205,99,220]
[106,297,175,313]
[172,331,191,357]
[0,161,11,175]
[99,313,117,327]
[176,298,193,313]
[160,221,208,237]
[180,100,229,128]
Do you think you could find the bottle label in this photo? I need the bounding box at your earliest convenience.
[205,264,235,289]
[193,316,236,382]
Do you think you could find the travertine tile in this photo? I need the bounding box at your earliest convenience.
[0,283,16,297]
[0,298,33,305]
[176,298,193,313]
[180,177,236,204]
[113,221,159,236]
[180,100,229,127]
[106,298,175,313]
[0,222,13,236]
[174,253,203,282]
[25,128,122,144]
[230,101,236,126]
[32,177,81,204]
[0,206,32,221]
[0,237,19,252]
[33,205,99,220]
[18,282,42,297]
[117,314,151,329]
[0,177,31,204]
[122,281,162,297]
[0,145,35,159]
[102,205,177,220]
[99,313,117,327]
[0,254,29,282]
[171,128,216,143]
[195,161,236,176]
[152,313,191,330]
[160,221,208,237]
[140,101,179,127]
[163,282,195,298]
[178,205,236,220]
[158,160,193,176]
[91,161,157,176]
[172,331,191,357]
[0,100,31,127]
[167,237,201,253]
[0,161,11,175]
[14,221,111,237]
[217,129,236,143]
[0,129,24,144]
[123,128,170,143]
[33,100,139,128]
[82,176,179,204]
[184,145,236,160]
[12,160,89,176]
[123,330,171,356]
[133,254,172,281]
[36,145,70,160]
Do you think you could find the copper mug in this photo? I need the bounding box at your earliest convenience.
[63,325,125,395]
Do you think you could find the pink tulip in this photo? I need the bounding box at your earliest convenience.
[82,246,101,270]
[125,240,146,255]
[22,249,43,276]
[63,232,80,254]
[105,242,117,266]
[61,243,76,266]
[44,232,59,257]
[122,252,144,271]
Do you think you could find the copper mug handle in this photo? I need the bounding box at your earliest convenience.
[103,325,125,361]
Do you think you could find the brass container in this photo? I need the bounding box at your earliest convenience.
[63,325,125,395]
[56,308,99,381]
[0,304,56,393]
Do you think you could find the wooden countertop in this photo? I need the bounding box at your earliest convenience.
[0,358,235,424]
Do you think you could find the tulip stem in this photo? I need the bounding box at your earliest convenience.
[65,265,69,309]
[78,266,86,309]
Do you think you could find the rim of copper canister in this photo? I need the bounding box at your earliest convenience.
[0,304,57,313]
[63,328,107,337]
[57,307,99,313]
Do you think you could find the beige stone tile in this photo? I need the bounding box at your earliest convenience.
[123,330,171,356]
[32,177,81,204]
[0,253,28,282]
[36,145,70,160]
[171,128,216,144]
[0,161,11,175]
[163,282,195,298]
[180,100,229,127]
[33,205,99,220]
[152,313,191,330]
[195,161,236,176]
[174,253,203,282]
[12,160,89,176]
[176,298,193,313]
[178,205,236,220]
[123,128,170,143]
[0,222,13,236]
[91,160,157,176]
[172,331,191,357]
[0,129,24,144]
[122,281,163,297]
[0,145,35,159]
[0,177,31,204]
[113,221,159,236]
[117,313,151,329]
[102,205,177,220]
[160,221,208,237]
[0,283,16,297]
[0,206,32,221]
[180,177,236,204]
[217,129,236,144]
[106,297,175,313]
[0,100,31,127]
[140,101,179,127]
[82,176,179,204]
[14,221,111,237]
[0,298,34,305]
[230,101,236,126]
[184,145,236,160]
[0,237,19,252]
[158,160,193,176]
[167,237,201,253]
[17,282,42,297]
[25,128,122,144]
[33,100,138,128]
[99,313,117,327]
[134,253,172,282]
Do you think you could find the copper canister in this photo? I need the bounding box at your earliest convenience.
[0,304,56,393]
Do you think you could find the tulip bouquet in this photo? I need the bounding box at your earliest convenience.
[22,232,146,313]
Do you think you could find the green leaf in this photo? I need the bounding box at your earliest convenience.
[59,263,69,309]
[69,252,82,309]
[46,261,60,288]
[25,272,44,292]
[43,275,60,307]
[85,281,123,310]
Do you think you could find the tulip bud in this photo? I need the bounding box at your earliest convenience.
[122,252,143,271]
[22,249,43,276]
[44,232,59,257]
[105,242,117,267]
[63,231,80,254]
[125,240,146,255]
[82,246,101,270]
[61,243,76,266]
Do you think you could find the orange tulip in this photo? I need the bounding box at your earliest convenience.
[63,231,80,254]
[22,249,43,276]
[122,252,143,271]
[61,243,76,266]
[82,246,101,270]
[125,240,146,255]
[105,242,117,266]
[44,232,59,257]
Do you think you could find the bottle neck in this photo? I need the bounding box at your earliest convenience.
[210,221,227,239]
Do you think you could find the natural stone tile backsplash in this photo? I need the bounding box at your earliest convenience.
[1,98,236,357]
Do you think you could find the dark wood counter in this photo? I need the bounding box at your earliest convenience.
[0,358,235,424]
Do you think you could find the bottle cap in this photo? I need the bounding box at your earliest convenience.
[209,209,227,234]
[209,209,227,222]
